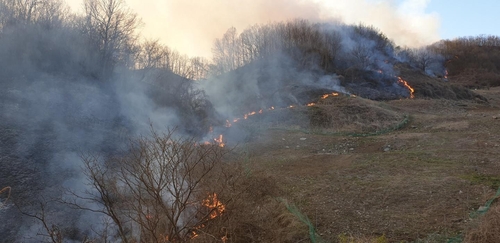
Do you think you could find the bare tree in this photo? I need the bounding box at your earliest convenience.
[349,42,373,70]
[0,0,66,29]
[189,56,209,80]
[167,50,193,79]
[136,39,166,70]
[212,27,244,74]
[321,30,342,71]
[211,20,346,75]
[17,199,64,243]
[136,40,209,80]
[240,26,260,63]
[410,48,435,72]
[405,47,445,76]
[81,0,140,77]
[70,128,228,242]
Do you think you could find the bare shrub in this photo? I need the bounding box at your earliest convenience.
[18,199,64,243]
[63,127,308,242]
[0,186,11,208]
[71,128,230,242]
[464,203,500,243]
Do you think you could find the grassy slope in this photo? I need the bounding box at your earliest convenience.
[227,87,500,242]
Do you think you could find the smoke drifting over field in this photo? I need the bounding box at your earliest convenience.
[0,17,208,241]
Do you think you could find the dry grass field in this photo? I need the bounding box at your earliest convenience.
[225,87,500,242]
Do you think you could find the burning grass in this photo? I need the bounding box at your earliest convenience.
[397,77,415,99]
[225,93,407,138]
[395,64,487,101]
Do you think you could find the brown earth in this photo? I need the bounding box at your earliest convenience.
[227,87,500,242]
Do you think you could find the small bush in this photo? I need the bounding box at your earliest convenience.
[464,203,500,243]
[0,186,11,208]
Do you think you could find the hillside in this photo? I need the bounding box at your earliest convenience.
[220,87,500,242]
[435,36,500,88]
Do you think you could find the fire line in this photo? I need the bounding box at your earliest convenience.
[397,77,415,99]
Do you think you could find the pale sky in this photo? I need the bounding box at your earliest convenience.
[424,0,500,39]
[65,0,500,58]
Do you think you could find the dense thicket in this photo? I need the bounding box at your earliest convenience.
[210,20,401,77]
[0,1,215,241]
[0,0,215,135]
[204,20,446,114]
[432,35,500,88]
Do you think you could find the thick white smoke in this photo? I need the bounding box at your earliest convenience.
[66,0,441,57]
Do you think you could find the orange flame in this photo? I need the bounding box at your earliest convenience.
[219,92,343,139]
[190,193,226,240]
[213,134,225,148]
[321,92,339,99]
[202,193,225,219]
[397,77,415,99]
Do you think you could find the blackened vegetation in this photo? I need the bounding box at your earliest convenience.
[205,20,482,119]
[137,69,218,137]
[397,63,487,101]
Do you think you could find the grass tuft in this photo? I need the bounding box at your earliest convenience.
[0,186,11,208]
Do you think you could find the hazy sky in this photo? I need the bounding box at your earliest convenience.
[65,0,499,58]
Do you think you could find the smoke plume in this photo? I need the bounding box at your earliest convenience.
[65,0,442,57]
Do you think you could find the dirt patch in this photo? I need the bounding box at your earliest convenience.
[432,121,469,131]
[283,154,355,176]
